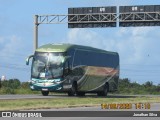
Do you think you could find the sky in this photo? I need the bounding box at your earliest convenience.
[0,0,160,85]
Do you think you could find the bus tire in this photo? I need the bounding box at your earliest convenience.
[41,91,49,96]
[68,82,77,96]
[76,92,85,96]
[97,84,108,96]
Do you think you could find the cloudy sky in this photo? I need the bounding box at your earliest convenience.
[0,0,160,84]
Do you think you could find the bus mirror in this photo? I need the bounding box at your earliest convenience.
[26,55,34,65]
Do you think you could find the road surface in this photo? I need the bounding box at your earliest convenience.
[0,94,160,100]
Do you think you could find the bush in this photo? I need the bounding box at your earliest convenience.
[21,82,30,89]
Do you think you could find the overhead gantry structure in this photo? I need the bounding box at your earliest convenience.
[34,5,160,51]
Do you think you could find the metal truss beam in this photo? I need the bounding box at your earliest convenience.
[36,12,160,25]
[119,12,160,22]
[36,13,117,24]
[37,15,68,24]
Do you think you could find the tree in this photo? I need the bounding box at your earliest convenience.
[21,82,29,89]
[144,81,153,88]
[7,79,21,89]
[1,80,9,88]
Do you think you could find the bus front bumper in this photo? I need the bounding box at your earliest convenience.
[30,83,63,92]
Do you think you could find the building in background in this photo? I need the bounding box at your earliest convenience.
[1,75,6,81]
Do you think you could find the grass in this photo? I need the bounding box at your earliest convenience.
[0,88,41,95]
[0,96,160,111]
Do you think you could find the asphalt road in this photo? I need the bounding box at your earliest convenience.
[0,94,160,100]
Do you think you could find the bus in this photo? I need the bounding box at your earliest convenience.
[26,43,119,96]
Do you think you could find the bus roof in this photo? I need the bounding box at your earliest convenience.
[36,43,118,55]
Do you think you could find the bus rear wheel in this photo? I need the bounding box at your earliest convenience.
[68,82,77,96]
[97,84,108,96]
[41,91,49,96]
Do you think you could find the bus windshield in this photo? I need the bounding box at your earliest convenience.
[31,52,65,79]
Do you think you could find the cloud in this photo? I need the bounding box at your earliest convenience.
[66,29,105,48]
[0,35,24,62]
[117,27,160,64]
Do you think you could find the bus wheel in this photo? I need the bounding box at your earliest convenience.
[41,91,49,96]
[77,92,85,96]
[68,82,77,96]
[97,84,108,96]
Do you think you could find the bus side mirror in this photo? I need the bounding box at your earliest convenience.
[26,55,34,65]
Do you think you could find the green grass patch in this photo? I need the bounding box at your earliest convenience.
[0,88,40,95]
[0,96,160,111]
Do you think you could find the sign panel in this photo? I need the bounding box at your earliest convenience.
[68,6,117,28]
[119,5,160,27]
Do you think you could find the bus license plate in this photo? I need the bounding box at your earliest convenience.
[42,88,48,91]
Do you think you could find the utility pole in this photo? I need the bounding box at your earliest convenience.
[34,15,39,51]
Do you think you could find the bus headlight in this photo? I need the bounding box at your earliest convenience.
[30,86,34,89]
[28,80,36,84]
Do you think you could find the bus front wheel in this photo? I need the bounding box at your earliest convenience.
[68,82,77,96]
[41,91,49,96]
